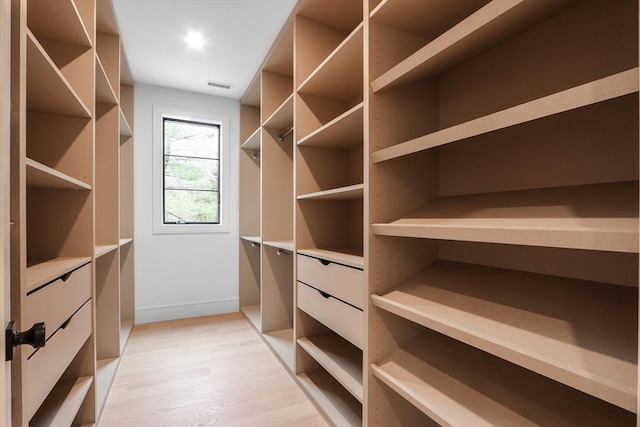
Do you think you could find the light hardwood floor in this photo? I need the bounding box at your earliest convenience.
[99,312,328,426]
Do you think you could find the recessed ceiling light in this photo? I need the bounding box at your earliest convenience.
[185,32,205,49]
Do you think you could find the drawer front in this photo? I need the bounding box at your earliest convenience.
[297,281,363,349]
[297,254,364,309]
[27,300,92,419]
[25,263,91,340]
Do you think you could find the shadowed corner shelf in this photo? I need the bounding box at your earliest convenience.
[372,180,639,253]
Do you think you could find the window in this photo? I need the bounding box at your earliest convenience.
[153,106,230,234]
[163,118,219,224]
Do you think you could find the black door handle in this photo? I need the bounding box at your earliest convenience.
[5,321,46,361]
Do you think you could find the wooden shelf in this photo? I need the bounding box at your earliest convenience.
[264,328,294,371]
[297,248,363,269]
[241,128,261,150]
[26,257,92,294]
[120,108,133,137]
[26,30,91,118]
[96,56,118,104]
[372,181,639,253]
[29,376,93,427]
[372,330,635,426]
[371,259,637,411]
[27,0,92,48]
[297,103,363,149]
[95,244,118,258]
[298,184,364,201]
[241,305,261,331]
[370,0,488,40]
[298,23,364,101]
[262,240,294,252]
[297,370,362,427]
[120,319,134,350]
[241,235,262,245]
[26,158,91,190]
[372,68,639,163]
[263,93,294,131]
[96,357,120,414]
[371,0,577,92]
[119,238,133,246]
[298,334,363,402]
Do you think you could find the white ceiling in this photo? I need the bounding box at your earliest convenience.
[112,0,297,100]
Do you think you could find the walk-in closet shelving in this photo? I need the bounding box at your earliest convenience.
[292,1,366,425]
[239,73,263,331]
[11,0,96,424]
[10,0,134,424]
[94,0,123,416]
[261,105,295,369]
[240,0,640,424]
[119,74,135,351]
[240,20,297,371]
[367,0,638,425]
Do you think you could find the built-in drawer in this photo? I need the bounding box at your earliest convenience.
[25,262,91,340]
[26,300,92,419]
[297,254,364,310]
[297,281,363,349]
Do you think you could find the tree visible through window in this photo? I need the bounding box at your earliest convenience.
[163,118,220,224]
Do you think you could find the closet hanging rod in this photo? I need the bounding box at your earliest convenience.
[276,248,293,256]
[251,151,261,160]
[278,126,294,142]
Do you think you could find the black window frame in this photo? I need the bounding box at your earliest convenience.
[162,117,221,225]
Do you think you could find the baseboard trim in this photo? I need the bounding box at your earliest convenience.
[135,298,239,324]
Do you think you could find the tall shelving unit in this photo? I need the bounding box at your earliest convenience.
[238,20,297,371]
[367,0,638,425]
[9,0,135,424]
[239,72,262,330]
[293,1,365,426]
[261,21,296,371]
[240,0,640,425]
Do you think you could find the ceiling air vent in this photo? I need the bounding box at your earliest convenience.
[207,80,232,90]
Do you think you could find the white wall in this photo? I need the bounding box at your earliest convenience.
[134,83,240,323]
